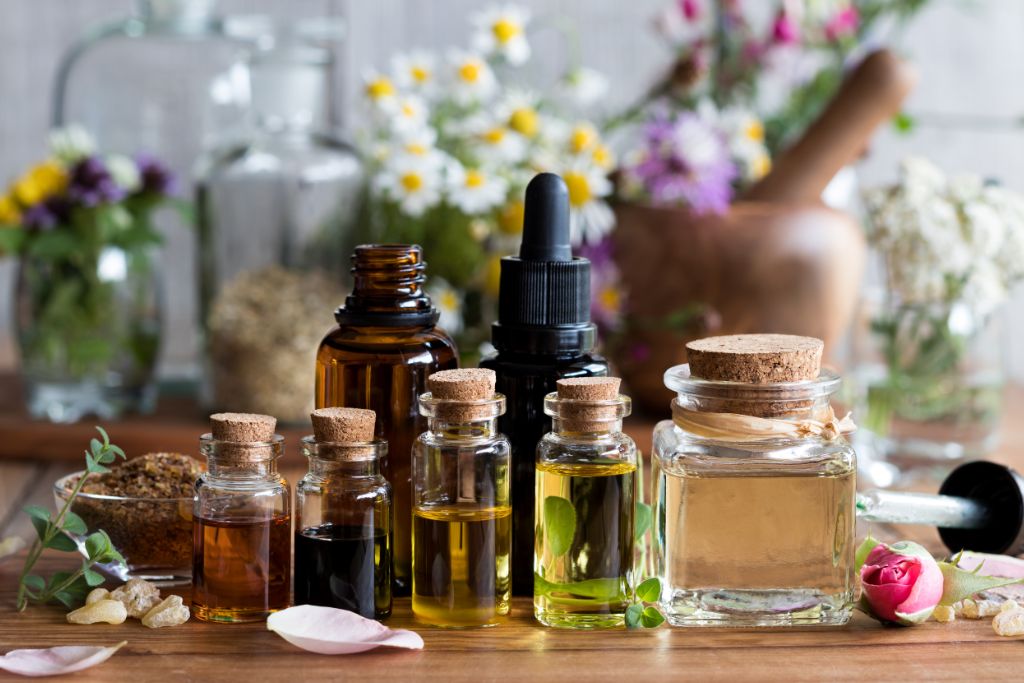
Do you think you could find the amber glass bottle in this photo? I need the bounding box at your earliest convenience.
[315,244,458,593]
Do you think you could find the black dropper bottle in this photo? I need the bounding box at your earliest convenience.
[480,173,609,596]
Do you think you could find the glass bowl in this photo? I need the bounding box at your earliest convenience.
[54,472,194,586]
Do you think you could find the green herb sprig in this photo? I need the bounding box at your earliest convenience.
[625,577,665,629]
[15,427,126,611]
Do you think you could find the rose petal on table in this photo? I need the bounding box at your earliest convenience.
[267,605,424,655]
[957,552,1024,578]
[0,641,126,677]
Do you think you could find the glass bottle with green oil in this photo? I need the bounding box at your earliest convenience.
[412,369,511,628]
[534,377,636,629]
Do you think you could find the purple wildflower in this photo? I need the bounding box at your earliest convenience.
[135,153,178,197]
[622,108,736,213]
[22,197,71,231]
[67,157,124,207]
[577,236,624,333]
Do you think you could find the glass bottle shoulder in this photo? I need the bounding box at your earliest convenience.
[537,431,637,467]
[415,429,510,455]
[195,471,290,496]
[297,472,390,502]
[200,134,363,183]
[317,324,458,362]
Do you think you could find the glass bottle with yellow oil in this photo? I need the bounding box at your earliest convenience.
[534,377,636,628]
[411,369,511,628]
[653,334,857,627]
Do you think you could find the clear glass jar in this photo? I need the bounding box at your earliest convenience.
[197,18,364,422]
[16,245,162,422]
[295,437,392,619]
[652,365,856,627]
[534,390,636,629]
[411,392,511,627]
[192,432,291,623]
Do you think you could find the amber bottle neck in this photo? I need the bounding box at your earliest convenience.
[335,244,440,327]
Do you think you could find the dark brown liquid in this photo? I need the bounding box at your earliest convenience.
[294,523,392,619]
[316,328,457,593]
[192,515,291,622]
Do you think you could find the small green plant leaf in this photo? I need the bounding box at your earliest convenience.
[938,560,1024,606]
[45,533,78,553]
[89,438,102,456]
[625,602,643,629]
[855,535,881,574]
[23,505,51,522]
[640,606,665,628]
[109,444,125,458]
[83,566,105,587]
[543,496,576,558]
[636,577,661,604]
[96,426,110,446]
[635,502,652,543]
[61,511,88,535]
[84,531,111,561]
[23,575,45,592]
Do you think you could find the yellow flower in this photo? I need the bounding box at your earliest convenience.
[745,119,765,143]
[365,76,396,101]
[12,160,67,207]
[498,200,525,235]
[0,194,21,225]
[400,172,424,192]
[484,253,503,297]
[508,107,539,138]
[459,60,483,84]
[568,123,599,154]
[563,170,593,207]
[752,153,772,179]
[598,285,622,315]
[492,17,522,44]
[592,144,615,171]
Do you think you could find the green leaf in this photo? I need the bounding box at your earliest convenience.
[23,575,45,592]
[543,496,576,558]
[0,227,25,255]
[26,231,79,260]
[895,605,936,626]
[89,438,102,456]
[23,504,51,522]
[108,444,125,459]
[938,560,1024,606]
[61,511,88,535]
[82,566,105,587]
[45,532,78,553]
[84,531,111,561]
[855,535,882,574]
[52,577,89,609]
[892,111,916,134]
[28,516,50,543]
[625,603,643,629]
[635,502,652,543]
[640,606,665,628]
[95,426,110,446]
[636,577,661,604]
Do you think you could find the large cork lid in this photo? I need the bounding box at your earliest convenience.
[686,334,823,383]
[210,413,277,442]
[426,369,498,421]
[311,407,376,443]
[555,377,625,432]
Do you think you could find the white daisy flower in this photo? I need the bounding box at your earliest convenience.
[447,49,498,104]
[558,68,609,109]
[388,94,429,135]
[105,154,141,192]
[462,113,527,165]
[49,124,96,163]
[391,50,437,95]
[374,157,442,218]
[362,70,397,107]
[497,89,541,139]
[391,127,448,170]
[447,164,509,215]
[560,162,614,245]
[427,278,464,335]
[471,5,531,65]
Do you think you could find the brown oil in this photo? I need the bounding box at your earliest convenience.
[412,506,511,628]
[316,245,458,594]
[192,515,291,623]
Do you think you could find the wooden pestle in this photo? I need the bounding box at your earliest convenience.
[742,49,917,204]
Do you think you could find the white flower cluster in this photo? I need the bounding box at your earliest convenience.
[696,100,772,183]
[359,4,614,245]
[865,157,1024,316]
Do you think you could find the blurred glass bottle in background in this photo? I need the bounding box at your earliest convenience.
[196,18,365,422]
[52,0,254,381]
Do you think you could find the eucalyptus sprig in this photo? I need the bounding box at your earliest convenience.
[15,426,126,612]
[625,577,665,629]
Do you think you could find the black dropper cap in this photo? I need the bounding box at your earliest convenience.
[938,461,1024,555]
[491,173,595,355]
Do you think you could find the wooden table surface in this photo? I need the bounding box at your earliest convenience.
[1,381,1024,681]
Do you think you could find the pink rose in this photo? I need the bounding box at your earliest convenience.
[860,541,944,625]
[771,12,799,45]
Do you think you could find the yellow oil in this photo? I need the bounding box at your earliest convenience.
[534,460,636,629]
[412,505,511,628]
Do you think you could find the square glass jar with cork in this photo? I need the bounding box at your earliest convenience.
[652,334,857,627]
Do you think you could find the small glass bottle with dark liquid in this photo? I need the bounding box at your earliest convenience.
[535,377,636,629]
[412,369,511,628]
[316,244,458,594]
[193,413,291,623]
[295,407,392,619]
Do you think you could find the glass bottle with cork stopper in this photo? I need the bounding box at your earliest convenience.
[295,407,392,619]
[653,334,857,627]
[411,369,511,628]
[316,244,459,594]
[534,377,637,629]
[192,412,291,623]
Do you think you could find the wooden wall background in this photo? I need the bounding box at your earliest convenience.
[1,0,1023,381]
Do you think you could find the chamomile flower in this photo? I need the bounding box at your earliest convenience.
[427,277,465,335]
[391,127,448,170]
[558,68,609,109]
[447,49,497,104]
[498,89,541,139]
[462,114,527,165]
[471,5,531,65]
[446,164,509,215]
[391,50,437,95]
[560,162,614,245]
[374,157,442,218]
[105,154,141,193]
[388,94,429,135]
[363,71,397,108]
[715,105,771,182]
[566,122,600,155]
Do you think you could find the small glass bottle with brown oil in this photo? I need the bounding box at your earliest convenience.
[295,407,392,619]
[193,413,291,623]
[534,377,636,629]
[412,369,511,628]
[316,244,458,594]
[653,334,857,627]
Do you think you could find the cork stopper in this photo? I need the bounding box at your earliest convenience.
[425,369,499,422]
[554,377,625,432]
[311,407,376,443]
[686,334,823,384]
[210,413,277,442]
